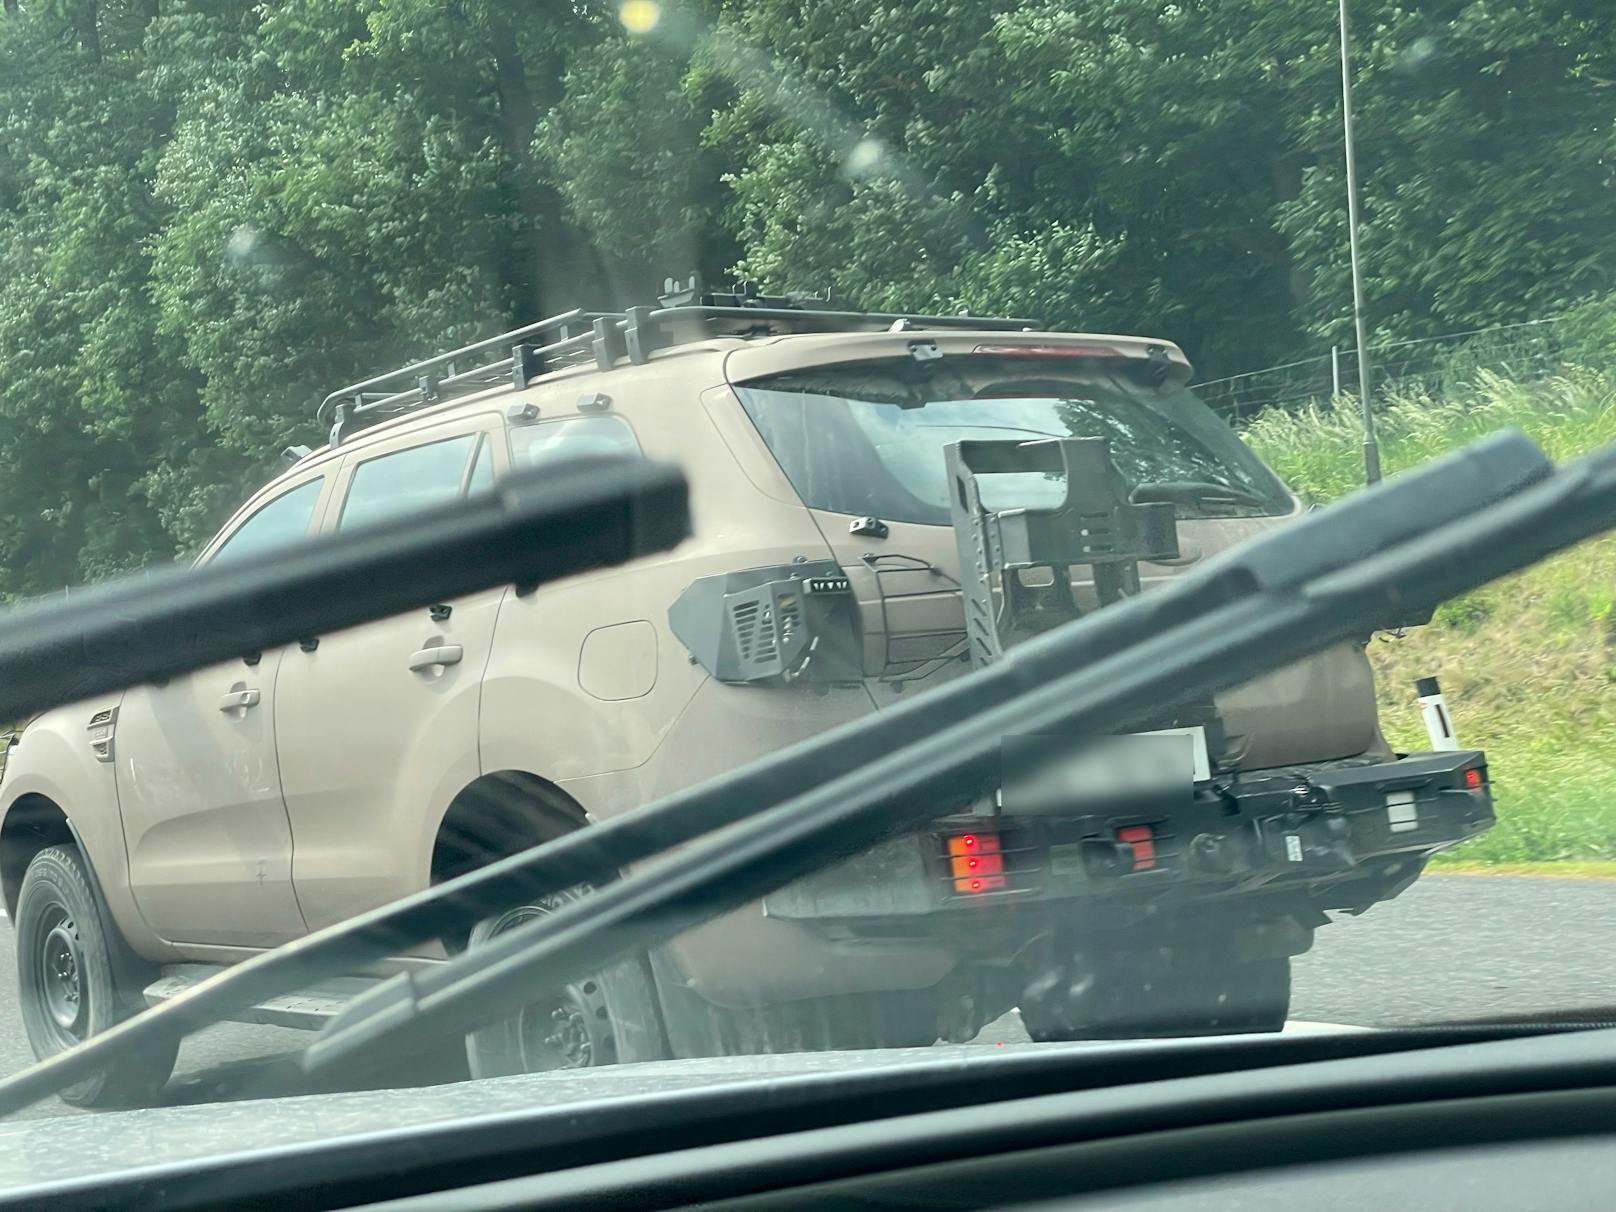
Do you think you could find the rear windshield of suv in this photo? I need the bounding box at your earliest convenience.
[732,355,1293,525]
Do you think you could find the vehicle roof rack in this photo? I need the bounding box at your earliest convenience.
[316,274,1041,447]
[642,274,1038,344]
[317,309,624,444]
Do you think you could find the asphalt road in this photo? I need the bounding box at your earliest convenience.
[2,873,1616,1120]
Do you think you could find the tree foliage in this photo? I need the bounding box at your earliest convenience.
[0,0,1608,595]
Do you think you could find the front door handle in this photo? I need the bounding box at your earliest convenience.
[408,644,464,672]
[218,689,261,712]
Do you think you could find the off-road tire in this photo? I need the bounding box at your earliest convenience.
[1019,952,1291,1043]
[464,886,669,1077]
[15,845,177,1107]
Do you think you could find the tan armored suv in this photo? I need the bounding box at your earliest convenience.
[0,283,1493,1105]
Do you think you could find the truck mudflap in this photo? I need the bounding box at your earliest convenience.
[761,749,1492,922]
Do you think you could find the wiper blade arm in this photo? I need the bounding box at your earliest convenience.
[0,430,1551,1115]
[1130,480,1267,508]
[0,456,689,724]
[302,429,1605,1076]
[0,455,691,1115]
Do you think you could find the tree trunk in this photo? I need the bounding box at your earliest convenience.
[77,0,101,61]
[3,2,17,18]
[484,12,609,316]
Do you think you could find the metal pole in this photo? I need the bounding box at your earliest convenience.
[1339,0,1381,484]
[1331,345,1341,397]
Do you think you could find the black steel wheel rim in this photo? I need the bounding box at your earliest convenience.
[34,902,87,1046]
[490,899,612,1072]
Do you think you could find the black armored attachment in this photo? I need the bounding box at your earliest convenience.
[668,559,863,686]
[946,437,1180,669]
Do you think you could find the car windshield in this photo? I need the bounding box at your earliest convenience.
[734,358,1293,523]
[0,0,1615,1201]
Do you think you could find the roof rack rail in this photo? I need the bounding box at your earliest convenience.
[645,274,1038,342]
[318,309,625,444]
[636,303,1037,345]
[315,276,1043,447]
[655,274,833,311]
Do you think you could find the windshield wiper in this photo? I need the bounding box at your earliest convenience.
[0,430,1563,1114]
[0,455,690,1115]
[298,428,1616,1075]
[1130,480,1269,509]
[0,455,689,725]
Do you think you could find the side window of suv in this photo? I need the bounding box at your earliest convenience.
[340,433,479,531]
[210,478,324,565]
[510,415,640,469]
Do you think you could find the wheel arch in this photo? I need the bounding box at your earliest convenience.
[432,769,672,1063]
[1,794,153,994]
[429,770,590,889]
[0,793,75,920]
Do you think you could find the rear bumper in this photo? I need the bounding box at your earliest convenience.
[763,749,1492,930]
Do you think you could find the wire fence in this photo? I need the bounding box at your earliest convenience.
[1194,317,1570,423]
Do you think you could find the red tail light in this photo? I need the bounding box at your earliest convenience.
[1116,824,1156,871]
[947,833,995,855]
[946,832,1006,893]
[1464,767,1486,790]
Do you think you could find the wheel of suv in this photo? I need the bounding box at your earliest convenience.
[463,886,668,1077]
[15,845,178,1107]
[1019,951,1291,1043]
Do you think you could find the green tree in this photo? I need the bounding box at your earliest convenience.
[0,0,189,596]
[699,0,1616,371]
[0,0,1610,599]
[1279,0,1616,344]
[700,0,1329,376]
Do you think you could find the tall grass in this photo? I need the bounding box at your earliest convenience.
[1244,367,1616,862]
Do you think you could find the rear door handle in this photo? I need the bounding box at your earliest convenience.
[218,689,261,712]
[408,644,464,672]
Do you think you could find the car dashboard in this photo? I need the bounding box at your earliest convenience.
[9,1026,1616,1211]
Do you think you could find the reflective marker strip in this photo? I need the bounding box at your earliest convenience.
[1416,675,1460,752]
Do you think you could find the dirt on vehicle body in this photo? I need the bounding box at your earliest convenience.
[0,285,1492,1102]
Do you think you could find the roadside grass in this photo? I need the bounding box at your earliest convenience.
[1244,366,1616,863]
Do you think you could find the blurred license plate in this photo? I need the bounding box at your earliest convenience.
[1002,727,1209,817]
